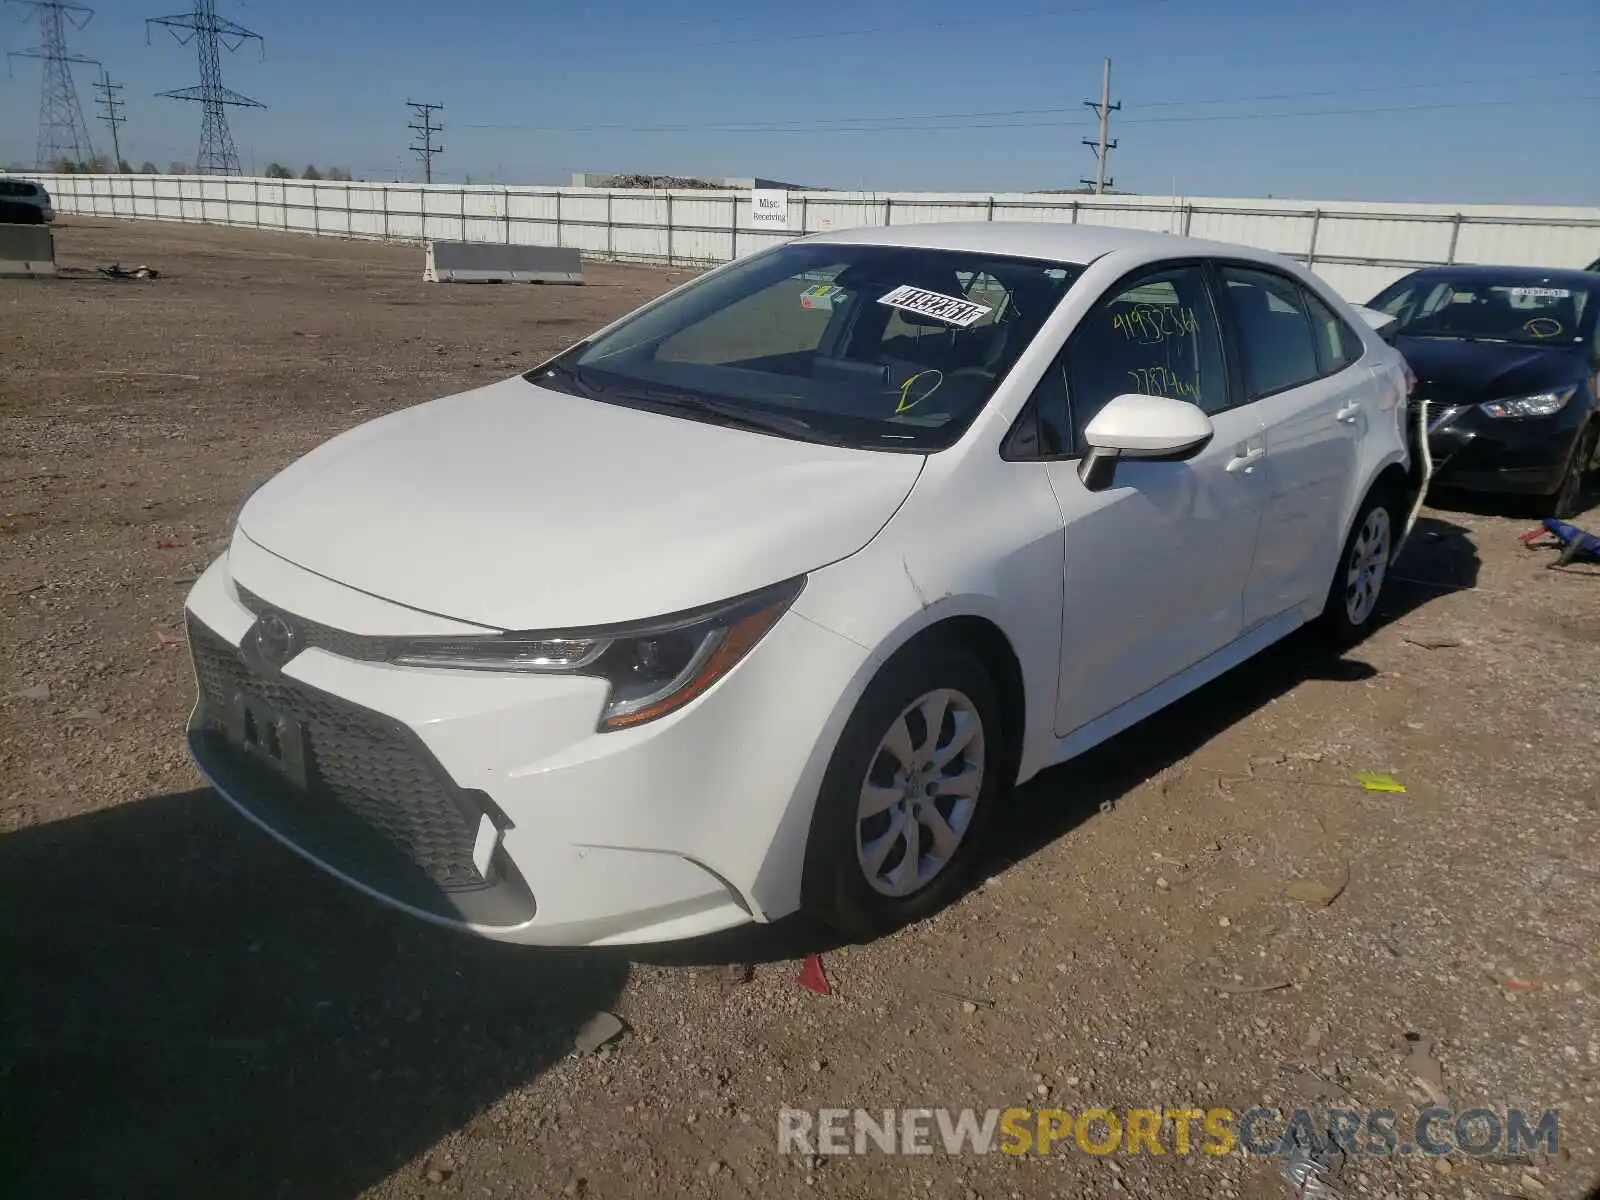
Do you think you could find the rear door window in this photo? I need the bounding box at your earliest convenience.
[1301,288,1364,373]
[1218,266,1322,398]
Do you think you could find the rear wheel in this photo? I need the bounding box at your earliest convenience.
[802,642,1003,942]
[1550,422,1598,520]
[1320,486,1397,648]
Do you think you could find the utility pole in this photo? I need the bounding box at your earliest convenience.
[5,0,100,170]
[407,100,443,183]
[94,67,126,169]
[1080,56,1119,195]
[147,0,265,176]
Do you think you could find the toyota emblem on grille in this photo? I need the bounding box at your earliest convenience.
[252,610,299,666]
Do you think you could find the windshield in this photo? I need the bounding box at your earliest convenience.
[1368,272,1596,347]
[531,241,1085,451]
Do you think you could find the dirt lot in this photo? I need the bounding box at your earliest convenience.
[2,219,1598,1200]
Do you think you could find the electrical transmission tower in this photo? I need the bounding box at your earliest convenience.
[93,67,125,169]
[1080,56,1119,195]
[407,100,443,183]
[6,0,101,170]
[146,0,264,176]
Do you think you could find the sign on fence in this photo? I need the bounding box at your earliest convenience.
[751,189,790,230]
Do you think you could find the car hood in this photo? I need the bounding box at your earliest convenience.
[238,375,925,630]
[1395,336,1587,406]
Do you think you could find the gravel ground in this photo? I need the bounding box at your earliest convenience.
[2,218,1597,1200]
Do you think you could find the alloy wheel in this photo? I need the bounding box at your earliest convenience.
[855,688,985,899]
[1344,505,1391,627]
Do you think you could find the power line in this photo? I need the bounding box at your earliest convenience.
[677,0,1172,50]
[575,0,1157,44]
[93,66,125,169]
[454,70,1598,133]
[1121,94,1600,126]
[1132,68,1600,110]
[147,0,265,176]
[407,100,443,184]
[1081,56,1118,194]
[499,0,1171,56]
[457,90,1599,136]
[5,0,100,169]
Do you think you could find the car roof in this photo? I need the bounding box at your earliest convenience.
[797,220,1301,270]
[1395,263,1600,289]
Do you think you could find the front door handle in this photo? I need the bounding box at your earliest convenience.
[1336,402,1362,425]
[1226,446,1265,475]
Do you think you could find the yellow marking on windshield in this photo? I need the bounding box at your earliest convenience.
[896,369,945,414]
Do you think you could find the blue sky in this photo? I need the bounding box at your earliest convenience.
[2,0,1596,203]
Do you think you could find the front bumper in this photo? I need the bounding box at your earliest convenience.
[182,543,871,946]
[1424,401,1587,496]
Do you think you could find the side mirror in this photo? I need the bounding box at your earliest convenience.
[1078,393,1215,491]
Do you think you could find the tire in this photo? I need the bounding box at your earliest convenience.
[1550,422,1598,520]
[1320,485,1399,649]
[801,640,1005,943]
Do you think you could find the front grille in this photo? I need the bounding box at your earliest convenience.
[235,584,391,662]
[188,617,487,890]
[1422,399,1462,433]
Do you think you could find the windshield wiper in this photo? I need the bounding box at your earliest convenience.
[1406,333,1510,344]
[619,389,832,441]
[531,354,599,394]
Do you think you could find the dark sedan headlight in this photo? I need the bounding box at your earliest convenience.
[390,576,805,731]
[1480,386,1575,419]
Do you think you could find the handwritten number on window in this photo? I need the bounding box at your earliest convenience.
[1112,304,1199,345]
[1126,366,1199,400]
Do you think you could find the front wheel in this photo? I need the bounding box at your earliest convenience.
[1320,487,1397,648]
[1550,422,1598,520]
[802,642,1004,943]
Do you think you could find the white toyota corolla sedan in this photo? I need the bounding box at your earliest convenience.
[183,222,1426,946]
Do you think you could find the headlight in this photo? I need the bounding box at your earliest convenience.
[390,576,805,731]
[1479,387,1575,419]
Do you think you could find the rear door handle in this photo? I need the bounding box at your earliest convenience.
[1336,402,1362,425]
[1226,446,1265,474]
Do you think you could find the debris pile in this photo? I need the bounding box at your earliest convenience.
[595,174,731,190]
[97,262,159,280]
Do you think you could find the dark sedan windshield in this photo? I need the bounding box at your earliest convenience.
[1369,271,1597,348]
[531,242,1084,451]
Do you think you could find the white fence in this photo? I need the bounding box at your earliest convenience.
[21,172,1600,301]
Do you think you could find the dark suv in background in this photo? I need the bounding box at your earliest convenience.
[0,178,54,224]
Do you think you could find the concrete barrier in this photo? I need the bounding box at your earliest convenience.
[0,223,55,277]
[423,240,585,285]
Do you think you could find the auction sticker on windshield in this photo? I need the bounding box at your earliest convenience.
[1509,287,1571,298]
[801,283,845,311]
[877,284,992,328]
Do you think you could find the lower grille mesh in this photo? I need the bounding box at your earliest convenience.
[188,617,486,890]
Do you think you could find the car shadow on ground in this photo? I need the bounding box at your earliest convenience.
[0,789,629,1200]
[1427,481,1599,524]
[985,512,1480,882]
[641,513,1482,969]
